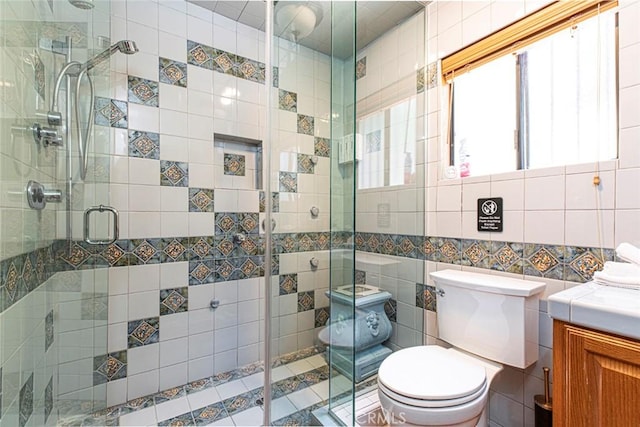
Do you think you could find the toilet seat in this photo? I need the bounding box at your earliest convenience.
[378,346,487,406]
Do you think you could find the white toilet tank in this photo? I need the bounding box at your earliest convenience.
[430,269,545,369]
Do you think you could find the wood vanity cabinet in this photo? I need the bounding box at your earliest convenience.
[553,320,640,427]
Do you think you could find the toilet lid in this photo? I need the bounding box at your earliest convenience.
[378,346,487,401]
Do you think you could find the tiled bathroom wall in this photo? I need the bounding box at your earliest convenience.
[423,1,640,425]
[97,0,332,407]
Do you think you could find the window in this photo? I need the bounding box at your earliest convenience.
[357,97,416,189]
[445,2,618,178]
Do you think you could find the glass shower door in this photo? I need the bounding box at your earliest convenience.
[0,0,112,424]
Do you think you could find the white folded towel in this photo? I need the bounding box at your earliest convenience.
[616,242,640,265]
[593,261,640,288]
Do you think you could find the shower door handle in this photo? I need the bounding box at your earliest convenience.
[84,205,119,245]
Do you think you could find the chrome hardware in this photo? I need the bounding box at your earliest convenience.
[436,288,445,297]
[309,257,319,268]
[44,111,62,126]
[210,299,220,309]
[84,205,119,245]
[32,123,63,146]
[233,233,246,243]
[310,206,319,217]
[262,218,276,232]
[26,180,63,210]
[310,155,319,165]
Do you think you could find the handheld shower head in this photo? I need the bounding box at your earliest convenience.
[80,39,138,72]
[68,0,94,9]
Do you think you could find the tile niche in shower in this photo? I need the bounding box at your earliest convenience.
[214,134,263,191]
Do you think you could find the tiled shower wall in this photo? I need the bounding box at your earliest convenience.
[424,1,640,426]
[100,0,332,407]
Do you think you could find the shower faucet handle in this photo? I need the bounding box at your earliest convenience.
[31,123,63,147]
[37,110,62,126]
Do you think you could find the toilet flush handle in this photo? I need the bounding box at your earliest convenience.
[435,288,445,297]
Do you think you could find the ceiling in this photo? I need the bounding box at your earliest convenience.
[187,1,427,58]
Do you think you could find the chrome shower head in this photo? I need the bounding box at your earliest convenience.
[115,40,138,55]
[80,40,138,71]
[68,0,94,9]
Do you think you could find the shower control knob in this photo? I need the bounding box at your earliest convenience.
[26,180,62,210]
[31,123,63,147]
[309,257,319,268]
[310,206,319,217]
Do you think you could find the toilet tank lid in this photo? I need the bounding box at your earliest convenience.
[430,269,545,297]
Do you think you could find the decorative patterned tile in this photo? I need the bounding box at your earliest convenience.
[565,247,612,282]
[314,137,330,157]
[279,274,298,295]
[439,239,461,263]
[131,239,161,264]
[490,242,523,274]
[31,51,45,100]
[224,153,246,176]
[45,376,53,423]
[189,188,214,212]
[95,97,128,128]
[417,66,426,93]
[215,213,237,235]
[153,386,186,405]
[314,307,330,328]
[524,244,564,280]
[426,61,438,89]
[189,260,215,285]
[59,243,92,268]
[297,114,314,136]
[212,49,236,74]
[237,214,257,236]
[128,130,160,159]
[279,172,297,193]
[192,402,228,425]
[161,238,188,262]
[128,75,159,106]
[384,298,397,322]
[158,412,195,426]
[187,40,214,70]
[365,130,382,153]
[214,237,235,259]
[259,191,280,213]
[355,269,366,285]
[221,391,255,415]
[237,58,265,83]
[298,234,314,252]
[160,160,189,187]
[297,154,315,174]
[160,287,188,315]
[45,309,54,351]
[189,237,214,260]
[186,377,214,394]
[19,373,33,427]
[355,57,367,80]
[159,57,187,87]
[279,89,297,112]
[297,291,314,312]
[462,240,491,268]
[127,317,159,348]
[397,235,418,258]
[93,351,127,385]
[273,66,279,88]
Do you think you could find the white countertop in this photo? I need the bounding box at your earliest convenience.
[548,281,640,341]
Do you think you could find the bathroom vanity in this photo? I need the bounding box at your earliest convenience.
[548,283,640,426]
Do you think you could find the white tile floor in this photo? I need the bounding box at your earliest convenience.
[115,352,331,426]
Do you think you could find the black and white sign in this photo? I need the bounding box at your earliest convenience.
[477,197,503,232]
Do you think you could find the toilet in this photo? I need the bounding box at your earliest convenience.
[377,269,545,426]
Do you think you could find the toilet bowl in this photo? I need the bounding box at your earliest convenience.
[377,269,546,426]
[377,346,502,426]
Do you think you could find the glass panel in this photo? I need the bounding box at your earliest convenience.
[0,0,111,424]
[328,1,356,425]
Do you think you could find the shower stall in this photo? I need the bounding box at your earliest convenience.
[0,0,427,425]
